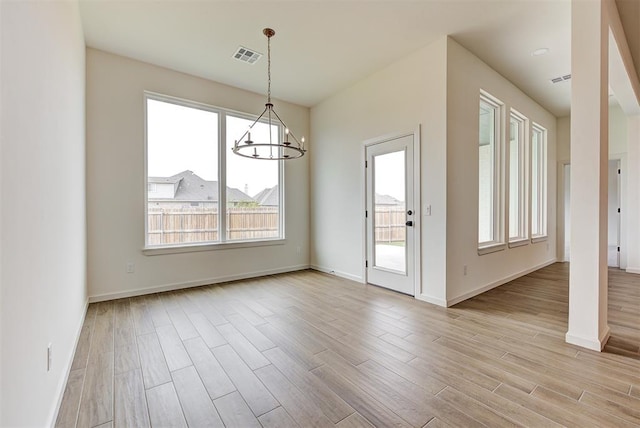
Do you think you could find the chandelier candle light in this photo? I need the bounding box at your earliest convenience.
[232,28,306,160]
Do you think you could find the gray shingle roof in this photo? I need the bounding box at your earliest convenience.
[253,185,279,206]
[149,170,254,203]
[375,193,403,205]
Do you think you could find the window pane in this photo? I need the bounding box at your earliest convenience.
[509,115,524,240]
[226,115,280,240]
[531,126,546,237]
[146,98,219,246]
[373,150,406,273]
[531,130,540,236]
[479,99,496,244]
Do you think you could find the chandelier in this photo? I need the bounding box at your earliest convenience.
[232,28,306,160]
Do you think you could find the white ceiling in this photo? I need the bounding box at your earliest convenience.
[80,1,578,116]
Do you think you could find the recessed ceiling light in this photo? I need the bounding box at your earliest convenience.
[531,48,549,56]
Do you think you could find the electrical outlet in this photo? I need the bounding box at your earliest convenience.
[463,265,468,276]
[126,262,135,274]
[47,343,52,372]
[424,204,432,216]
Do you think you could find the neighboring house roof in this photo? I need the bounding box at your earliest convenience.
[375,193,403,205]
[253,185,279,206]
[149,170,254,203]
[148,175,182,184]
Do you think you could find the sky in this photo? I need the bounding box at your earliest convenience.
[147,98,278,197]
[374,150,406,202]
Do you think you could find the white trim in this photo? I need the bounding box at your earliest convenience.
[143,238,285,256]
[446,259,556,306]
[531,235,548,244]
[625,267,640,274]
[309,265,364,283]
[565,326,611,351]
[477,243,506,255]
[89,265,309,303]
[507,109,529,243]
[49,299,89,427]
[508,239,529,248]
[531,123,548,238]
[478,91,505,249]
[415,293,448,307]
[143,91,285,250]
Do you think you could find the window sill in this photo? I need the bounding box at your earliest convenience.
[143,238,285,256]
[531,235,548,244]
[508,239,529,248]
[477,243,506,256]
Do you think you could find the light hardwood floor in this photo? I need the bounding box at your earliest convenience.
[56,263,640,427]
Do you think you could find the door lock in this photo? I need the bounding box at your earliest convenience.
[405,221,413,227]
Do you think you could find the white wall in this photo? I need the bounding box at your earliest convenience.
[86,49,310,300]
[557,105,629,158]
[556,104,630,267]
[0,2,86,426]
[310,37,448,304]
[626,114,640,273]
[311,36,561,306]
[557,116,571,162]
[445,38,557,304]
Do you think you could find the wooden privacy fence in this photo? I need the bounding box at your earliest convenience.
[147,207,279,245]
[374,206,406,243]
[148,205,406,245]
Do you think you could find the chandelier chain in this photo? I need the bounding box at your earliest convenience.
[267,33,271,104]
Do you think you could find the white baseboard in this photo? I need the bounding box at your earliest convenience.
[309,264,364,283]
[49,298,89,427]
[446,258,557,307]
[415,293,447,307]
[88,264,310,303]
[566,325,611,351]
[625,267,640,275]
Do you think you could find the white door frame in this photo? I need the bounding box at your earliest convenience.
[362,127,421,296]
[558,155,627,268]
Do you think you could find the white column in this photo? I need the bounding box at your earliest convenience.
[566,0,610,351]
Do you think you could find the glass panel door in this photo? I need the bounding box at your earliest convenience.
[366,133,416,296]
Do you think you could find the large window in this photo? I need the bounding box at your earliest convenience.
[145,93,282,248]
[478,93,504,248]
[508,111,528,243]
[531,124,547,239]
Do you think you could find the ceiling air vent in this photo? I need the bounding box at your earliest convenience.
[550,74,571,84]
[233,46,262,64]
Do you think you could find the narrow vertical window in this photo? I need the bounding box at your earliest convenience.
[478,93,503,249]
[509,111,528,243]
[531,124,547,239]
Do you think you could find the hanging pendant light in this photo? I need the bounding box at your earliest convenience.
[232,28,306,160]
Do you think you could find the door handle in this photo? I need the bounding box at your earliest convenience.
[407,210,413,215]
[405,221,413,227]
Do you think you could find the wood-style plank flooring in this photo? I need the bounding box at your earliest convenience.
[56,263,640,427]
